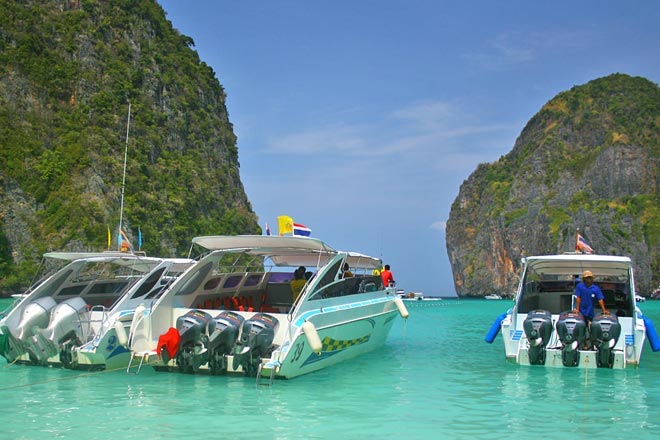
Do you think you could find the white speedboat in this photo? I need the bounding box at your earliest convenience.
[125,235,409,381]
[0,252,194,369]
[398,291,442,302]
[485,253,660,368]
[485,294,502,300]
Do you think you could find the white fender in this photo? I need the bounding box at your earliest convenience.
[394,297,409,319]
[114,320,128,347]
[302,321,322,354]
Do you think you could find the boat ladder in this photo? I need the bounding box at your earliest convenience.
[256,360,279,386]
[126,351,153,375]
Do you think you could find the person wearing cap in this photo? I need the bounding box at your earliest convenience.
[573,270,608,324]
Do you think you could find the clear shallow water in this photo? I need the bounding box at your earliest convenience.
[1,298,659,439]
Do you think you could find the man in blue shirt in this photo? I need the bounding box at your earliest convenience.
[573,270,608,323]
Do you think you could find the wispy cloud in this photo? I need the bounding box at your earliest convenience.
[263,99,516,169]
[463,30,591,72]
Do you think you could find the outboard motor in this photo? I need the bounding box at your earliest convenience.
[556,312,588,367]
[591,313,621,368]
[522,310,553,365]
[0,297,57,363]
[175,310,216,373]
[27,297,90,366]
[207,311,244,374]
[232,313,278,376]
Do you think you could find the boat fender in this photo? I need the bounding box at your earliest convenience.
[394,297,409,319]
[302,321,322,354]
[114,320,128,347]
[484,312,507,343]
[642,315,660,352]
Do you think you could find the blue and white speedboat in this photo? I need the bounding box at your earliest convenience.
[486,253,660,369]
[126,235,409,381]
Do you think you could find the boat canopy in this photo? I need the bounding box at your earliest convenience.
[523,254,632,278]
[43,252,165,273]
[191,235,382,270]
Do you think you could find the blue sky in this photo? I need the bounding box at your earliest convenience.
[158,1,660,296]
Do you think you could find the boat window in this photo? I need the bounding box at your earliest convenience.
[309,259,343,296]
[37,269,73,298]
[131,267,166,299]
[308,275,379,301]
[87,281,129,295]
[57,284,86,297]
[203,277,223,291]
[243,274,263,287]
[223,275,243,289]
[176,262,213,296]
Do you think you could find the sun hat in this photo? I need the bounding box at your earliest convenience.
[582,270,594,279]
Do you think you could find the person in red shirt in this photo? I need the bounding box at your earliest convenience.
[381,264,395,287]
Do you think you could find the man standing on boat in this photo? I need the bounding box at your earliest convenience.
[381,264,395,287]
[573,270,608,323]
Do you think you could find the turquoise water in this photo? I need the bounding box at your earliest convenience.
[1,298,659,439]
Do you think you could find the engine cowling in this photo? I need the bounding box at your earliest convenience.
[232,313,278,376]
[556,311,587,367]
[207,311,245,374]
[522,310,553,365]
[175,310,216,373]
[591,313,621,368]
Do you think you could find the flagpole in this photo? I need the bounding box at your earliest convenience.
[118,101,131,250]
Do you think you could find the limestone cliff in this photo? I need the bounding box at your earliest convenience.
[0,0,259,293]
[446,74,660,297]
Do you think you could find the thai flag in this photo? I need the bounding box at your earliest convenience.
[293,223,312,237]
[265,223,271,236]
[576,233,593,253]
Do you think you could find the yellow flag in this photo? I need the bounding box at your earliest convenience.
[277,215,294,235]
[107,225,111,249]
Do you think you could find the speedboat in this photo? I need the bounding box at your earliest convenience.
[398,291,442,302]
[485,253,660,369]
[125,235,409,382]
[485,294,502,300]
[0,252,194,369]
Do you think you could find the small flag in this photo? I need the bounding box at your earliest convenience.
[576,232,593,253]
[265,223,272,236]
[293,223,312,237]
[277,215,294,235]
[107,225,111,250]
[138,226,142,250]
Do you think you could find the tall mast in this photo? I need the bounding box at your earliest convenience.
[118,102,131,250]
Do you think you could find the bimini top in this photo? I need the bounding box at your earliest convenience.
[42,251,169,273]
[191,235,383,270]
[522,253,633,278]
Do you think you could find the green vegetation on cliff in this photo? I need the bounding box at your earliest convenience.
[447,74,660,296]
[0,0,259,293]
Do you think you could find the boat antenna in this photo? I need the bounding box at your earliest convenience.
[118,101,131,250]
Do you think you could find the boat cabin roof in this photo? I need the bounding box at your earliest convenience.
[191,235,382,270]
[523,254,633,278]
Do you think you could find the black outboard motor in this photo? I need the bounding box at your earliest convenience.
[175,310,216,373]
[207,311,244,374]
[232,313,279,376]
[591,313,621,368]
[556,312,588,367]
[523,310,553,365]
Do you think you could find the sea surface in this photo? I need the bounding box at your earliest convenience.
[1,297,659,439]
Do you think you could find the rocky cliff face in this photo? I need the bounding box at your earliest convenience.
[0,0,259,292]
[446,74,660,297]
